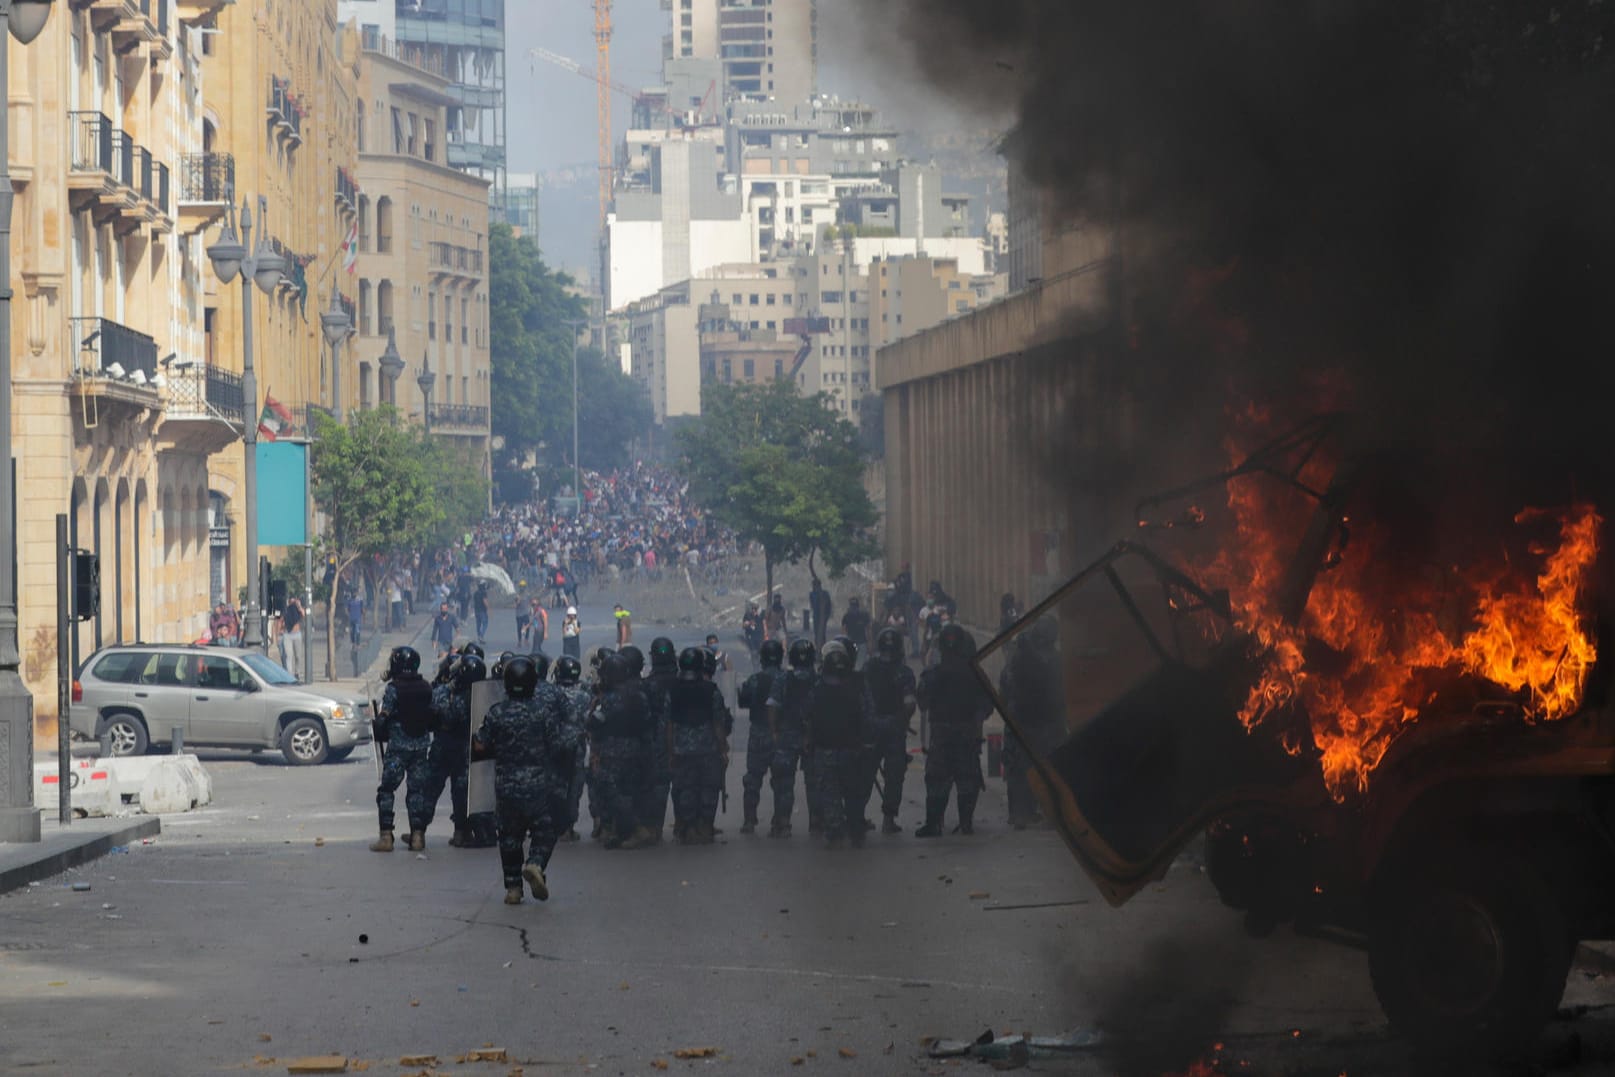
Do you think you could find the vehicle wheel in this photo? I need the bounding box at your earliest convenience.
[325,746,355,763]
[101,713,149,757]
[280,718,329,766]
[1368,844,1571,1061]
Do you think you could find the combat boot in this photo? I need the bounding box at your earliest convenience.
[826,831,847,850]
[622,826,659,850]
[504,886,524,905]
[407,830,426,852]
[562,828,581,842]
[369,828,395,852]
[522,862,549,902]
[881,814,902,835]
[448,827,469,848]
[768,820,791,838]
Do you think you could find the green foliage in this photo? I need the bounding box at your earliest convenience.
[675,380,878,581]
[488,223,652,485]
[309,407,457,569]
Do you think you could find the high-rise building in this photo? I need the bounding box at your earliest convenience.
[341,0,506,204]
[665,0,817,106]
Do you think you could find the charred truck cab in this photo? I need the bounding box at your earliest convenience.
[978,415,1615,1059]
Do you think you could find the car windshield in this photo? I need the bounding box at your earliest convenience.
[241,653,300,685]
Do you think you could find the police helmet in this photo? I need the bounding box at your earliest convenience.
[834,635,858,666]
[599,652,633,686]
[553,655,583,686]
[937,623,976,661]
[701,647,719,677]
[503,656,538,699]
[591,646,615,669]
[453,654,486,688]
[759,639,785,668]
[787,639,817,670]
[619,645,645,676]
[490,650,516,678]
[387,646,421,679]
[821,644,852,675]
[434,653,458,685]
[874,626,905,663]
[529,652,552,682]
[648,636,677,671]
[461,642,486,660]
[677,646,706,674]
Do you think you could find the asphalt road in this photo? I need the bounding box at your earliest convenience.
[4,610,1615,1076]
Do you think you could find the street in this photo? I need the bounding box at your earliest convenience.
[4,608,1615,1076]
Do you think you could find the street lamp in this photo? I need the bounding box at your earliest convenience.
[562,318,587,507]
[320,279,350,418]
[207,195,286,651]
[0,0,56,843]
[417,352,435,435]
[377,324,404,403]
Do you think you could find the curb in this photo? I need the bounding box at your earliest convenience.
[0,816,161,896]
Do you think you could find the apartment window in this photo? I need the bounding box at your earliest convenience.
[424,119,436,161]
[766,321,776,330]
[749,294,759,305]
[743,359,755,379]
[391,107,404,154]
[774,359,784,377]
[732,293,742,305]
[766,293,776,305]
[721,360,732,382]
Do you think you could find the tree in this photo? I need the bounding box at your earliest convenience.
[488,224,652,489]
[675,381,879,602]
[309,408,473,678]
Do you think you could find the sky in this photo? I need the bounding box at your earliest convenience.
[502,1,1006,279]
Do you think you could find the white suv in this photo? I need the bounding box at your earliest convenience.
[70,644,371,765]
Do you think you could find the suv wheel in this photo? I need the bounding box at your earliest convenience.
[281,717,329,766]
[101,713,149,757]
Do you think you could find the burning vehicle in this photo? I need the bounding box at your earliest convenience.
[979,413,1614,1059]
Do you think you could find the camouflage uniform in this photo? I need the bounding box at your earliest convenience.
[419,682,471,832]
[560,685,593,832]
[375,676,435,833]
[918,663,994,830]
[477,685,580,890]
[667,677,728,839]
[804,673,876,843]
[765,668,816,830]
[636,667,677,836]
[738,668,780,827]
[854,657,917,823]
[588,681,654,843]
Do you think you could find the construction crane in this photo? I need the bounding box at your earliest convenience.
[529,46,665,125]
[593,0,612,233]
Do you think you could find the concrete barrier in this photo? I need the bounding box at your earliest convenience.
[33,758,118,817]
[34,755,213,816]
[136,756,212,814]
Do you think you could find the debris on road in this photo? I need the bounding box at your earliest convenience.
[466,1047,508,1062]
[70,882,91,892]
[399,1056,437,1067]
[672,1046,719,1059]
[968,891,990,900]
[259,1034,273,1043]
[924,1029,1104,1061]
[285,1057,348,1075]
[838,1047,858,1058]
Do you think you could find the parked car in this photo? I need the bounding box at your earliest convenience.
[70,643,371,766]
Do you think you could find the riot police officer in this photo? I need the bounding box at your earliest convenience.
[370,646,436,853]
[764,639,817,838]
[668,646,729,844]
[553,654,591,840]
[472,656,580,905]
[588,652,657,849]
[804,641,874,848]
[639,637,679,842]
[737,639,785,835]
[421,651,483,847]
[857,627,917,835]
[916,625,993,836]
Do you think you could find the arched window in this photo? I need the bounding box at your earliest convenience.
[358,279,372,336]
[375,196,393,253]
[357,194,370,251]
[376,280,394,336]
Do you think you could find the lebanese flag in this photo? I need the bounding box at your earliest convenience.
[342,220,359,274]
[258,393,295,441]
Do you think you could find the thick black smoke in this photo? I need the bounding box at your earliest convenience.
[893,1,1615,539]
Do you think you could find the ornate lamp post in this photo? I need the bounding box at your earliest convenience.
[206,196,287,650]
[0,0,61,843]
[320,279,350,418]
[417,352,435,435]
[377,325,404,404]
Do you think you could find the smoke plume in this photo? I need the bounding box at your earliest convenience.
[891,1,1615,526]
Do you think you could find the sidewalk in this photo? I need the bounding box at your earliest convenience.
[0,815,160,896]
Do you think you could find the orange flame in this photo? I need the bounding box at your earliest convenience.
[1192,429,1601,798]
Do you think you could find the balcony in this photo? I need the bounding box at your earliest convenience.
[335,167,359,218]
[428,241,484,282]
[68,112,169,234]
[177,0,233,27]
[267,77,304,148]
[303,403,336,432]
[177,152,233,236]
[69,316,163,425]
[89,0,169,58]
[427,403,489,433]
[157,362,245,455]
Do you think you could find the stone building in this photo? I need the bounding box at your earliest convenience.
[350,30,491,473]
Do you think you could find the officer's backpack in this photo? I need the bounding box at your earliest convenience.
[391,675,437,738]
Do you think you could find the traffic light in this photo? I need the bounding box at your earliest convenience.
[321,556,337,588]
[268,579,288,616]
[72,551,99,622]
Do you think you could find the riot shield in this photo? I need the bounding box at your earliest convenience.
[467,678,506,813]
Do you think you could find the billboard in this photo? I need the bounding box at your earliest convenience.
[255,440,308,547]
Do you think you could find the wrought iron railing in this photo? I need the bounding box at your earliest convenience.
[166,363,245,426]
[70,316,159,381]
[69,111,114,175]
[180,152,234,202]
[427,403,489,429]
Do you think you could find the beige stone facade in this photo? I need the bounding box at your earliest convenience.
[350,39,490,469]
[6,0,239,733]
[204,0,361,604]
